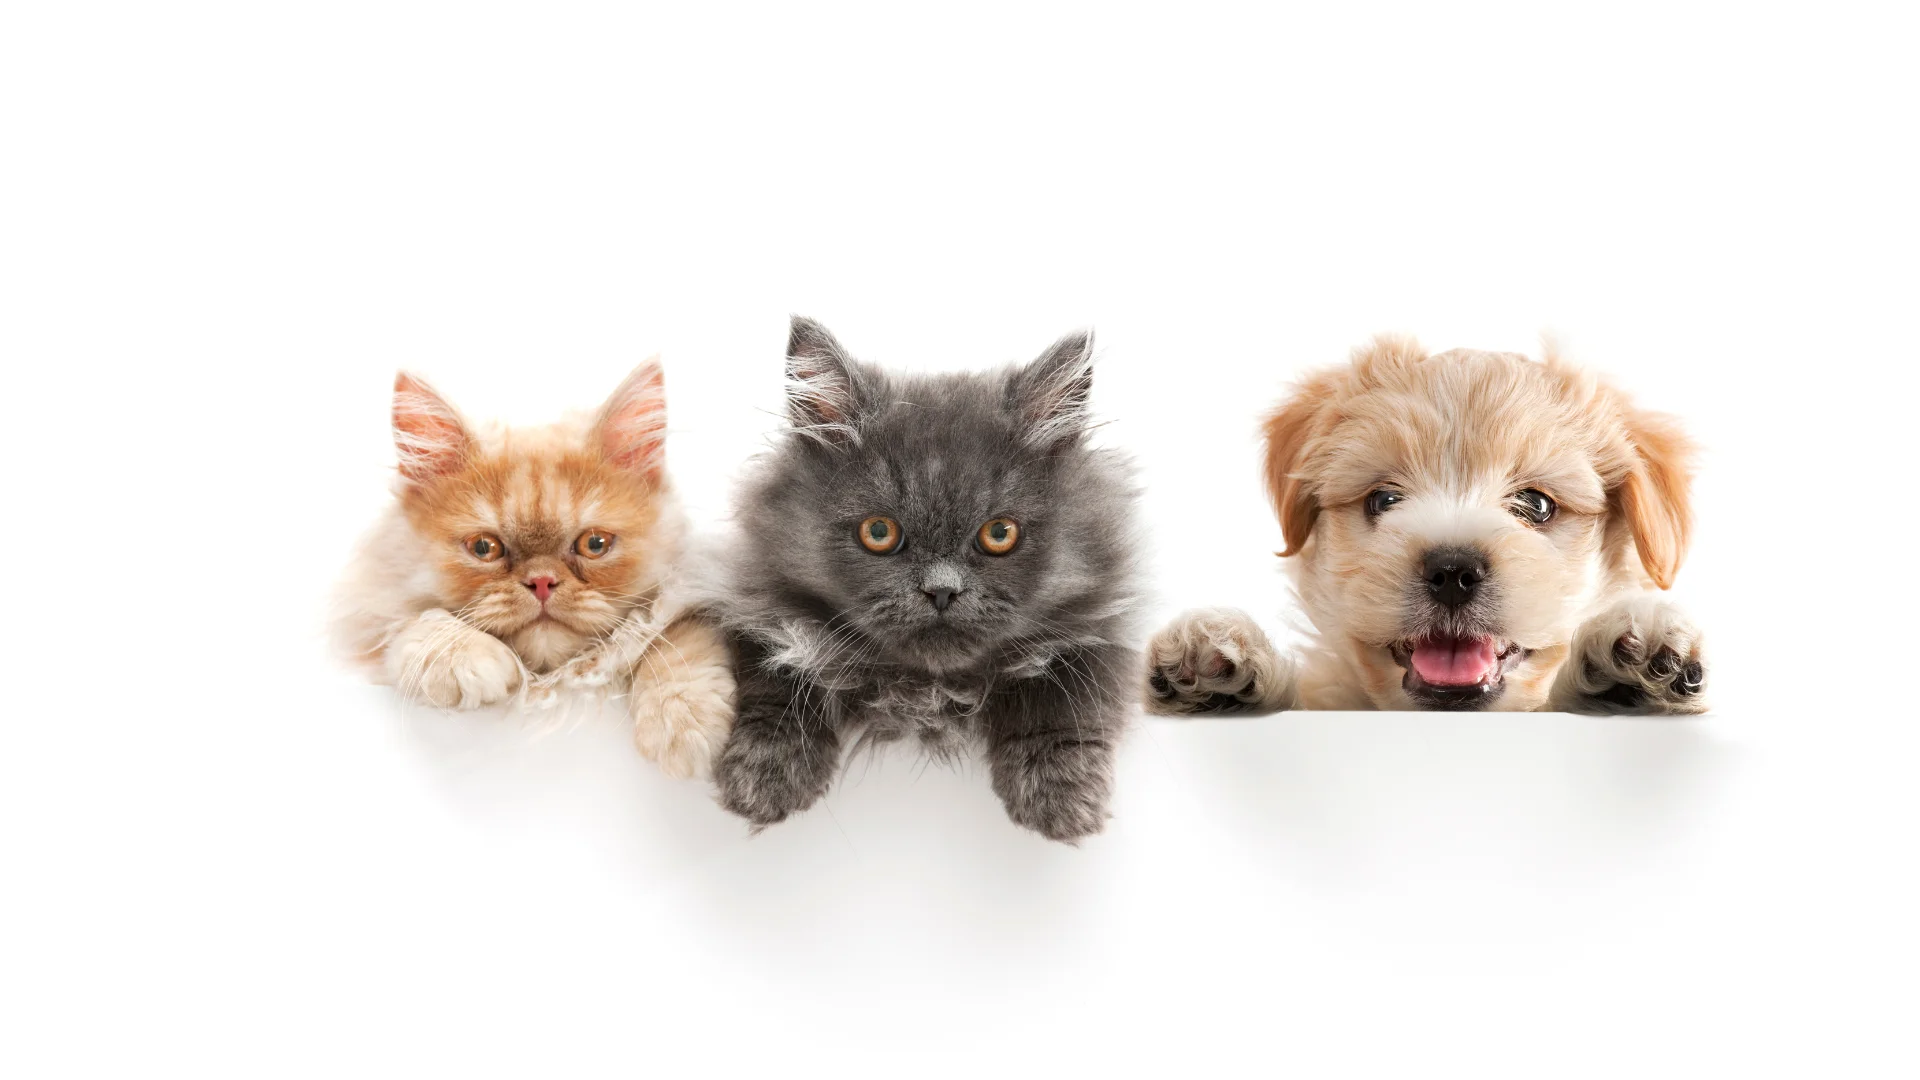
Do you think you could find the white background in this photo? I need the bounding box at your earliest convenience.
[4,2,1916,1076]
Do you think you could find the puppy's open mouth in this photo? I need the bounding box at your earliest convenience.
[1390,635,1530,711]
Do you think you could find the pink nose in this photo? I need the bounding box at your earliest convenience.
[526,576,556,603]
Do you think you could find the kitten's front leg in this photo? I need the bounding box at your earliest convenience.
[627,615,736,780]
[986,645,1133,844]
[383,609,524,709]
[711,639,843,828]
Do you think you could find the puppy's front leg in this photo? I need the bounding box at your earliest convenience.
[1144,608,1299,715]
[1548,594,1709,715]
[985,645,1132,843]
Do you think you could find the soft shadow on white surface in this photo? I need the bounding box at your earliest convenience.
[390,693,1742,964]
[1154,711,1738,885]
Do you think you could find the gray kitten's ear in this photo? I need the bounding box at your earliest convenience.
[786,315,862,445]
[1012,329,1095,447]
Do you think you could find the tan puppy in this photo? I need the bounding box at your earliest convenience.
[1147,336,1707,714]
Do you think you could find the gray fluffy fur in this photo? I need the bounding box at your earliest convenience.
[710,316,1144,842]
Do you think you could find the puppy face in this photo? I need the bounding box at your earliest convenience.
[1266,337,1693,710]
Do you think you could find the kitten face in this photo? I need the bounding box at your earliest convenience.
[388,362,676,672]
[730,318,1139,677]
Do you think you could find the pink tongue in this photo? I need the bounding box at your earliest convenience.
[1411,637,1499,686]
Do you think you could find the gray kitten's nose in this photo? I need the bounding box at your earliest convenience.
[924,586,959,611]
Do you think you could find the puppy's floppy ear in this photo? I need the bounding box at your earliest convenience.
[1617,406,1696,589]
[392,372,470,482]
[594,356,669,484]
[1011,329,1095,448]
[1262,374,1339,557]
[786,315,864,446]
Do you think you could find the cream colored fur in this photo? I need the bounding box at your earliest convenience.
[1147,337,1707,716]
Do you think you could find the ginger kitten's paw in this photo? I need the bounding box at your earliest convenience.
[1550,595,1708,715]
[629,665,735,781]
[388,610,524,709]
[1144,608,1295,715]
[628,617,736,780]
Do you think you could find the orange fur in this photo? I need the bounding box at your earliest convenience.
[336,360,689,678]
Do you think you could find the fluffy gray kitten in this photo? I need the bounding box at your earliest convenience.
[710,316,1143,842]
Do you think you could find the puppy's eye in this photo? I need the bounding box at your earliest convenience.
[1510,488,1557,525]
[858,516,903,554]
[574,530,615,558]
[977,517,1020,556]
[1364,490,1404,517]
[466,534,505,562]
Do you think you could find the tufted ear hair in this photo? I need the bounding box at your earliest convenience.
[391,372,470,482]
[1261,369,1346,557]
[785,315,864,446]
[594,356,669,484]
[1616,405,1696,589]
[1010,329,1095,448]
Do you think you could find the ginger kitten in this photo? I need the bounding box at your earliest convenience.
[333,360,733,778]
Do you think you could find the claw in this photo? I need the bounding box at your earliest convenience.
[1612,633,1641,664]
[1648,647,1680,679]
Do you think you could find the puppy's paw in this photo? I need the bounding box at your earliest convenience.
[1551,595,1708,715]
[388,610,524,710]
[630,661,736,781]
[1144,608,1294,715]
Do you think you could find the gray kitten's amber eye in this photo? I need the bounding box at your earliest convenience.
[466,534,505,562]
[977,518,1020,555]
[858,516,902,554]
[575,530,615,558]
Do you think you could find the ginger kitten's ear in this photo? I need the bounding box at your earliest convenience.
[392,372,469,482]
[1012,329,1095,448]
[1617,406,1695,589]
[595,357,669,484]
[786,315,862,445]
[1262,371,1341,558]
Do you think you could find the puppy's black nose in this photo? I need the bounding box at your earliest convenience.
[1422,547,1488,609]
[924,586,958,611]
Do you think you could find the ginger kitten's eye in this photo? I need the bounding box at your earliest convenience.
[1510,488,1557,525]
[575,530,615,558]
[977,518,1020,556]
[858,516,902,554]
[466,534,505,561]
[1364,489,1404,518]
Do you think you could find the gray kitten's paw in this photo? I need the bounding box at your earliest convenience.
[1144,608,1293,715]
[991,733,1114,844]
[712,720,837,828]
[1550,595,1708,715]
